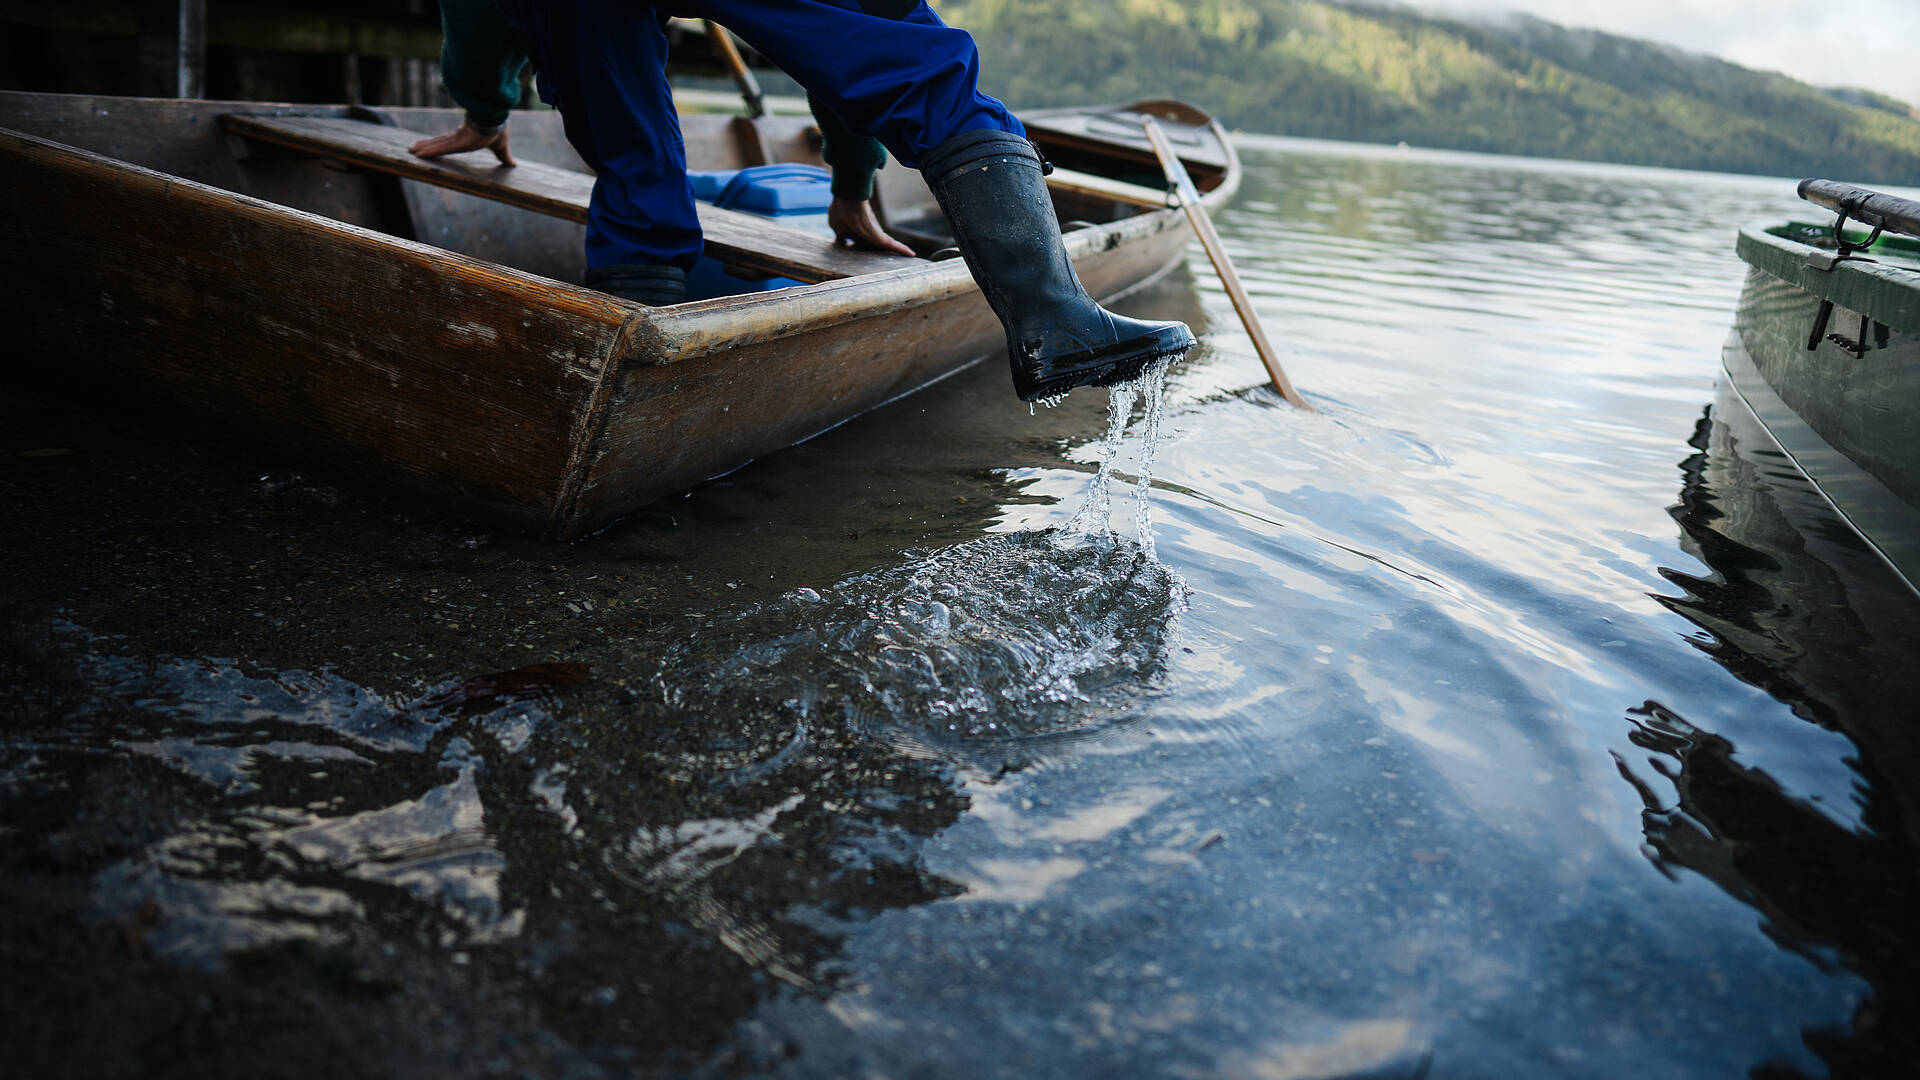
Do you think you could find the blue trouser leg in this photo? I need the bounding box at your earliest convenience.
[659,0,1023,167]
[497,0,1022,270]
[497,0,703,269]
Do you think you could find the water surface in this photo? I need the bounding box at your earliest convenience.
[4,138,1918,1078]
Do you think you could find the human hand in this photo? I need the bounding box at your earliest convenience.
[408,122,516,167]
[828,197,914,256]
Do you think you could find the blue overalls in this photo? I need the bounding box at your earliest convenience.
[492,0,1025,270]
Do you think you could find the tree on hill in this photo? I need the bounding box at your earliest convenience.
[934,0,1920,185]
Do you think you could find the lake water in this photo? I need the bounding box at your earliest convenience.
[4,137,1919,1078]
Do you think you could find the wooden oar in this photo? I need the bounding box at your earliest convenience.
[703,20,777,165]
[703,20,766,119]
[1141,116,1312,410]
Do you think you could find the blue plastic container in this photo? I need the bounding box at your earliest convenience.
[684,164,835,300]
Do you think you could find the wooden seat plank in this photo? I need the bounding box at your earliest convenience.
[221,113,912,283]
[1045,166,1167,210]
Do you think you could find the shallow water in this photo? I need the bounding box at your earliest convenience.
[5,139,1920,1077]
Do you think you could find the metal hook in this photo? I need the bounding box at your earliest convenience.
[1829,208,1884,260]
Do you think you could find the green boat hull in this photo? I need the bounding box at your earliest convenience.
[1726,222,1920,592]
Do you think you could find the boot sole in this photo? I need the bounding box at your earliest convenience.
[1015,328,1197,403]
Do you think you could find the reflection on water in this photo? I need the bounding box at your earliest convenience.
[1620,397,1920,1074]
[35,626,975,1070]
[5,139,1920,1077]
[74,651,548,967]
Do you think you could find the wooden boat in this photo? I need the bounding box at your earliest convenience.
[1725,179,1920,592]
[0,91,1235,538]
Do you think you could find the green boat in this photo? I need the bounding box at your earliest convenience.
[1726,179,1920,593]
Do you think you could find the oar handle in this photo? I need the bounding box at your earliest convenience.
[703,21,778,166]
[1798,178,1920,240]
[704,20,767,120]
[1141,117,1312,411]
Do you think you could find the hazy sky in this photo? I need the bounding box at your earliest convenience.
[1417,0,1920,106]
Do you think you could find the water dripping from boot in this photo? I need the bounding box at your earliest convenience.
[1064,358,1173,561]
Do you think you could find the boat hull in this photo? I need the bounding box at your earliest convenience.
[0,91,1225,538]
[1728,225,1920,588]
[1,122,628,536]
[1725,225,1920,591]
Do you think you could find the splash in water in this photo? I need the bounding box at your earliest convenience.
[656,529,1183,751]
[655,362,1186,756]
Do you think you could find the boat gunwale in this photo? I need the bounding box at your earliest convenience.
[637,196,1208,361]
[0,121,644,342]
[1735,223,1920,336]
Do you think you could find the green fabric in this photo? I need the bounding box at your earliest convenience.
[438,0,527,132]
[808,93,886,202]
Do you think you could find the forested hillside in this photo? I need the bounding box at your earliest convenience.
[934,0,1920,184]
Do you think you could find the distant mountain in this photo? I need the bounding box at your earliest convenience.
[934,0,1920,185]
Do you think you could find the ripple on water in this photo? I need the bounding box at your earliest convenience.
[35,633,573,968]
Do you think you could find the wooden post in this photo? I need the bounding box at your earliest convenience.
[135,0,206,99]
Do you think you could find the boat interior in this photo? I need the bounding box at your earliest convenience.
[0,90,1230,302]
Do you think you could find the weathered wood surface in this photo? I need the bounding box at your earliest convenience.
[1045,166,1168,210]
[222,112,914,284]
[0,92,594,285]
[0,123,633,535]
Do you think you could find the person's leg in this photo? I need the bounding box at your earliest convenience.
[917,131,1194,400]
[496,0,696,302]
[662,0,1019,166]
[671,0,1194,398]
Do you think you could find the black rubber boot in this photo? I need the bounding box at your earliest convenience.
[919,129,1195,402]
[584,263,687,306]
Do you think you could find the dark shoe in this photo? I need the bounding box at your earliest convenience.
[919,129,1194,401]
[584,263,687,306]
